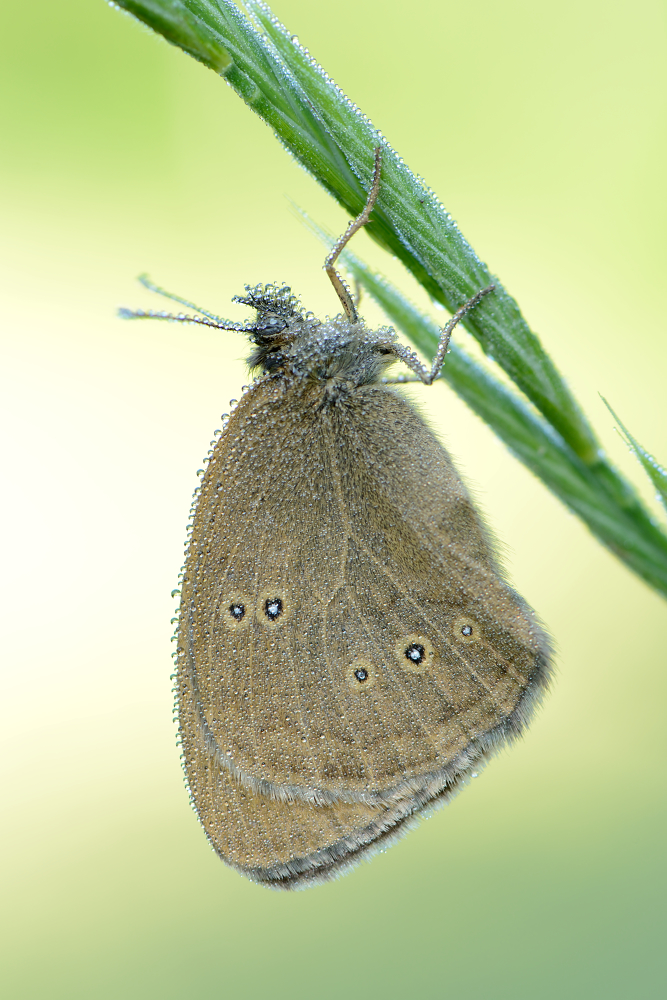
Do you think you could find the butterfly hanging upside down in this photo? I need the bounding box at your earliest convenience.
[123,148,552,889]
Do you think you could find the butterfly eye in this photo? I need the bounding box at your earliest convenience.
[453,616,481,644]
[394,635,434,673]
[346,660,376,691]
[220,594,253,631]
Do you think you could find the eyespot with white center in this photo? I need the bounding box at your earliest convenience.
[346,659,377,691]
[257,588,292,628]
[394,635,434,674]
[452,616,481,644]
[264,597,283,621]
[405,643,425,663]
[220,594,253,631]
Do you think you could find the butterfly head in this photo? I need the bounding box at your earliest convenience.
[236,282,397,385]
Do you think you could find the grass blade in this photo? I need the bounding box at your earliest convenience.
[112,0,667,597]
[603,400,667,515]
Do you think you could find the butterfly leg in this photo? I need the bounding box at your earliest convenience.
[385,285,495,385]
[324,147,383,323]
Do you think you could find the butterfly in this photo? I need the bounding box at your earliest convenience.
[123,148,551,889]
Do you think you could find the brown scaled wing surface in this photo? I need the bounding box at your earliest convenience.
[176,374,550,887]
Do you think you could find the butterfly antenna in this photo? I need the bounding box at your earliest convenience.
[137,274,228,324]
[119,275,249,331]
[117,307,248,333]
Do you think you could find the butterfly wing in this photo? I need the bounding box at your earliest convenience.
[179,648,479,889]
[319,386,551,794]
[177,377,550,811]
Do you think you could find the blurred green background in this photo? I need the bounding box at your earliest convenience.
[2,1,666,996]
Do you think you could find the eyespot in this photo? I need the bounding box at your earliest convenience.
[394,635,434,674]
[453,616,481,644]
[346,659,377,692]
[220,594,253,631]
[406,643,425,663]
[256,588,292,627]
[264,597,283,621]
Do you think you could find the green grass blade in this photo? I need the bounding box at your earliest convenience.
[113,0,599,463]
[603,400,667,515]
[299,214,667,591]
[112,0,667,597]
[352,268,667,594]
[115,0,234,71]
[244,2,602,464]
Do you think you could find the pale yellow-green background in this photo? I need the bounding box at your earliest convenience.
[2,1,666,996]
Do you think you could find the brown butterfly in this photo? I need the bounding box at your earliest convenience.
[123,148,551,889]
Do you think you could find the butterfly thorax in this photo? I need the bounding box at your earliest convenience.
[236,282,397,385]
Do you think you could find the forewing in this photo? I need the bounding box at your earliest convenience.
[179,379,377,798]
[177,380,550,805]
